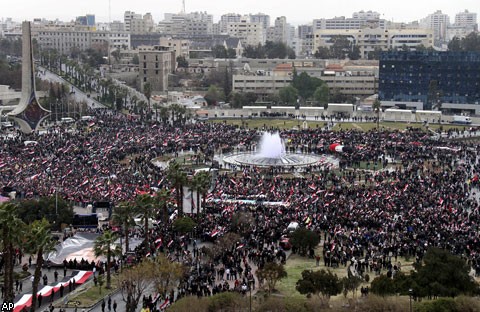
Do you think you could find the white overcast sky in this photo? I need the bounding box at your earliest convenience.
[2,0,479,25]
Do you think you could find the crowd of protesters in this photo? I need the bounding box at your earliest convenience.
[3,110,480,308]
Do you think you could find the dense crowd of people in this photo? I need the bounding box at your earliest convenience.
[3,110,480,309]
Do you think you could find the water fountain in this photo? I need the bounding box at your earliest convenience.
[223,132,337,168]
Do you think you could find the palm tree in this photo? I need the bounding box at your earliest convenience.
[112,202,136,253]
[191,171,211,218]
[154,189,171,225]
[135,194,156,245]
[159,106,170,125]
[372,99,381,130]
[93,230,121,289]
[23,219,57,311]
[0,202,25,303]
[167,162,187,217]
[143,82,152,114]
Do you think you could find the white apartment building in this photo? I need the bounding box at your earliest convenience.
[313,28,433,59]
[352,11,381,20]
[454,10,477,27]
[420,10,450,44]
[271,16,289,44]
[313,12,386,31]
[227,17,266,46]
[33,26,130,55]
[219,13,242,33]
[249,13,271,30]
[233,73,292,100]
[129,13,154,34]
[159,37,190,60]
[124,11,142,32]
[446,10,478,41]
[158,12,213,36]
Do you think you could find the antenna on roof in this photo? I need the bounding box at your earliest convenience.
[182,0,186,14]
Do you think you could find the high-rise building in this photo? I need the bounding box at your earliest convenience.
[454,10,477,27]
[219,13,241,33]
[138,45,175,92]
[158,11,213,36]
[379,51,480,110]
[420,10,450,45]
[448,9,478,40]
[124,11,142,32]
[313,28,433,59]
[129,13,154,34]
[313,11,386,30]
[249,13,270,30]
[227,16,265,46]
[274,16,289,44]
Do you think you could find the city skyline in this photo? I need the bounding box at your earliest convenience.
[2,0,479,26]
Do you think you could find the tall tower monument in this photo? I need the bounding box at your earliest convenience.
[7,21,50,133]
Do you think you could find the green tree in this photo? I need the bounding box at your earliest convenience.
[154,188,171,225]
[289,228,320,256]
[314,47,331,59]
[292,72,324,102]
[167,161,187,217]
[176,55,189,68]
[413,247,479,298]
[448,37,462,51]
[370,274,396,297]
[0,202,25,303]
[231,92,246,108]
[23,219,57,311]
[461,32,480,52]
[204,85,224,106]
[348,45,361,60]
[314,84,329,107]
[16,196,74,230]
[330,36,351,59]
[173,216,197,234]
[143,82,152,112]
[367,47,383,60]
[134,194,156,245]
[256,262,287,294]
[279,85,298,105]
[341,275,363,298]
[112,202,136,253]
[296,269,342,299]
[372,99,381,130]
[212,45,227,58]
[191,171,211,217]
[93,230,121,289]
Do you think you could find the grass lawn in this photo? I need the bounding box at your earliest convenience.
[59,282,118,308]
[276,245,415,300]
[207,119,463,133]
[209,118,328,130]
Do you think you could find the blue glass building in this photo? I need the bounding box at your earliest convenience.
[379,51,480,110]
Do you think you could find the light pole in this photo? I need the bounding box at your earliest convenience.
[249,283,252,312]
[409,288,413,312]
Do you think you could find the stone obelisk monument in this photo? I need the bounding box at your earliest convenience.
[7,21,50,133]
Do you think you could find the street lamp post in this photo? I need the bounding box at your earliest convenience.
[249,283,252,312]
[409,288,413,312]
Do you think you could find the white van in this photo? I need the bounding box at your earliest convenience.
[61,117,75,124]
[80,116,94,121]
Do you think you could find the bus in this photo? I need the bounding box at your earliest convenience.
[72,213,98,229]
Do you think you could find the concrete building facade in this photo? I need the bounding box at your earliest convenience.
[138,45,175,92]
[226,17,266,46]
[313,28,433,59]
